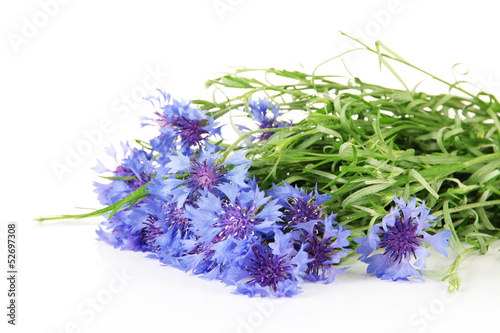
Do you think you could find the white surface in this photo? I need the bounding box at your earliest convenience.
[1,1,499,332]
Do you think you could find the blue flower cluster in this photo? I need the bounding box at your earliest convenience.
[93,91,452,297]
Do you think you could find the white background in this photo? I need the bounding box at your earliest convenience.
[1,1,500,332]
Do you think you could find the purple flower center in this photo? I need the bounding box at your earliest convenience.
[213,200,261,241]
[188,160,225,192]
[303,232,336,276]
[142,216,163,252]
[173,117,209,149]
[246,246,292,292]
[379,215,423,263]
[188,235,212,254]
[283,198,323,225]
[257,121,279,141]
[186,200,261,261]
[163,203,190,237]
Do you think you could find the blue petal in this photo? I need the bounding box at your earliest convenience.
[269,229,294,257]
[222,149,249,167]
[166,154,191,173]
[216,183,239,203]
[323,266,349,284]
[423,230,452,257]
[382,260,423,282]
[354,237,374,260]
[92,159,109,173]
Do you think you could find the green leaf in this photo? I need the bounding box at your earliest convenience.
[36,184,149,222]
[99,175,138,181]
[442,201,466,253]
[219,75,254,88]
[409,169,439,199]
[342,183,393,208]
[316,125,342,139]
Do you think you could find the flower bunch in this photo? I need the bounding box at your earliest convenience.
[39,39,500,296]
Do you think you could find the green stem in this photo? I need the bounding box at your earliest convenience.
[221,127,296,161]
[36,184,149,222]
[339,32,476,99]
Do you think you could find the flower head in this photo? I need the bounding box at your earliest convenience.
[354,196,452,281]
[267,182,332,228]
[149,147,251,207]
[181,183,282,276]
[224,229,311,297]
[246,98,290,142]
[140,198,192,249]
[93,142,157,206]
[144,90,222,155]
[187,159,225,193]
[295,215,351,283]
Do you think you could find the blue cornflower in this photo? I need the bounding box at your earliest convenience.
[96,210,145,252]
[93,142,157,206]
[224,229,311,297]
[148,147,250,207]
[295,215,351,283]
[136,198,192,253]
[246,97,290,142]
[97,195,194,263]
[267,181,332,228]
[143,90,222,155]
[181,183,282,278]
[354,196,452,281]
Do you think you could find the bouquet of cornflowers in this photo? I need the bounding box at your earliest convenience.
[39,38,500,297]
